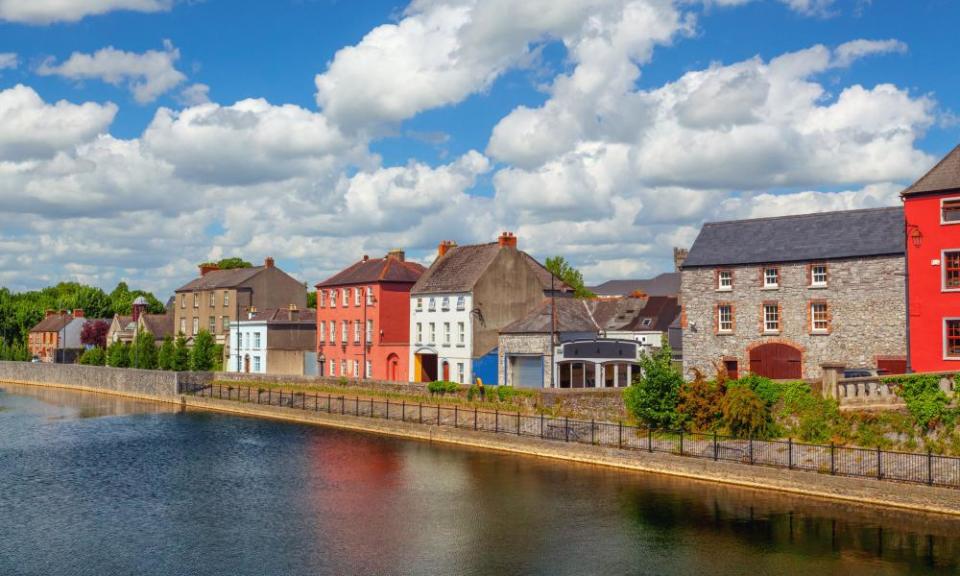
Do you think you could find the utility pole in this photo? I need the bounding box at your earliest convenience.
[550,275,556,388]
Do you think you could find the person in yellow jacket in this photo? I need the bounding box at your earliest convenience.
[475,377,485,401]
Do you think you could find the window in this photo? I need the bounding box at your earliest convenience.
[943,198,960,223]
[763,303,780,333]
[254,333,261,349]
[810,264,828,287]
[441,297,450,311]
[340,360,347,376]
[717,304,733,333]
[318,290,325,308]
[443,322,450,346]
[429,322,436,343]
[180,294,186,309]
[811,301,829,333]
[365,360,372,379]
[456,296,465,311]
[330,290,337,308]
[342,289,348,307]
[717,270,733,291]
[457,322,465,345]
[179,318,186,334]
[354,288,361,306]
[193,293,199,308]
[222,316,230,331]
[763,267,780,288]
[208,316,216,333]
[329,360,336,376]
[945,251,960,290]
[243,333,249,349]
[947,319,960,358]
[353,360,359,377]
[457,362,464,384]
[416,298,423,311]
[224,291,230,307]
[192,317,199,335]
[341,321,348,343]
[366,319,373,343]
[253,356,261,372]
[416,322,422,343]
[209,292,215,307]
[353,320,361,343]
[319,322,325,343]
[366,286,374,306]
[329,321,336,344]
[428,298,436,311]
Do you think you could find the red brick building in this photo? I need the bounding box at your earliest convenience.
[903,144,960,372]
[315,250,425,381]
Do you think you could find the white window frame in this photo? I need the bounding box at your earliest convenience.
[319,322,325,343]
[353,360,359,377]
[416,298,423,311]
[340,360,346,376]
[763,303,780,333]
[428,298,436,312]
[179,318,186,334]
[941,197,960,225]
[365,360,372,379]
[253,356,261,372]
[254,332,261,349]
[318,290,325,308]
[353,320,361,344]
[441,297,450,311]
[942,249,960,292]
[457,362,464,384]
[810,264,828,288]
[763,267,779,289]
[443,322,450,346]
[416,322,423,343]
[457,322,465,345]
[329,360,336,376]
[944,318,960,360]
[192,317,199,335]
[329,321,336,344]
[456,296,466,311]
[341,320,348,342]
[718,305,733,333]
[366,286,374,306]
[342,289,348,307]
[429,322,436,344]
[354,287,361,306]
[717,270,733,291]
[330,290,337,308]
[366,319,373,343]
[811,302,829,333]
[224,291,230,307]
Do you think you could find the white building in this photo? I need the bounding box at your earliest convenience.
[226,306,317,376]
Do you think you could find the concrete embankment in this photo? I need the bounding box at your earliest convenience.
[2,362,959,517]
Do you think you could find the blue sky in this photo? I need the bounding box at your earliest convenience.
[0,0,957,296]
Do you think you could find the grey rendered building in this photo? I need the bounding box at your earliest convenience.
[681,207,907,380]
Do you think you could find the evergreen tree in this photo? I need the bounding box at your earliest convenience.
[131,329,158,369]
[190,330,217,371]
[157,336,175,370]
[79,347,107,366]
[623,338,683,428]
[106,341,130,368]
[173,332,191,371]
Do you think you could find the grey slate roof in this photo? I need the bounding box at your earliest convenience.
[412,243,568,295]
[616,296,681,333]
[175,266,265,292]
[501,297,648,334]
[589,273,681,297]
[245,308,317,325]
[682,207,904,268]
[902,144,960,196]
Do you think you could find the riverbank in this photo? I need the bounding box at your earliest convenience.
[1,362,958,517]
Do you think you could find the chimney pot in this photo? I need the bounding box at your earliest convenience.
[45,309,55,318]
[363,255,369,261]
[498,231,518,249]
[438,240,457,258]
[72,309,84,319]
[673,247,689,272]
[288,304,299,321]
[387,249,405,262]
[264,256,275,268]
[199,263,219,276]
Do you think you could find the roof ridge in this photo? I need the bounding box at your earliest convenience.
[902,142,960,195]
[701,205,901,228]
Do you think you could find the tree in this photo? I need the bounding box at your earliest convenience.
[157,336,175,371]
[190,329,217,371]
[172,333,191,371]
[721,386,772,439]
[306,290,317,309]
[215,257,252,270]
[80,320,110,349]
[79,347,106,366]
[131,329,158,369]
[545,256,594,298]
[109,282,164,315]
[623,340,683,428]
[106,341,130,368]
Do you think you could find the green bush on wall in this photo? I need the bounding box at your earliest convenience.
[428,381,460,396]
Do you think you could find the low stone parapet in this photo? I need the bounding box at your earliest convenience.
[0,361,183,397]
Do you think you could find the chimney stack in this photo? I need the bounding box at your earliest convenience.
[72,309,84,319]
[45,309,55,318]
[362,255,369,261]
[387,249,405,262]
[673,247,689,272]
[264,256,275,268]
[248,305,257,320]
[288,303,299,321]
[498,231,517,249]
[438,240,457,258]
[199,262,219,276]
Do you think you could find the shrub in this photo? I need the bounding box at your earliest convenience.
[721,386,772,438]
[190,330,217,371]
[494,385,534,403]
[887,374,956,430]
[428,381,460,396]
[106,341,129,368]
[131,329,158,369]
[157,336,175,371]
[623,342,683,428]
[467,384,486,401]
[676,368,722,431]
[172,333,190,371]
[729,373,783,406]
[78,347,106,366]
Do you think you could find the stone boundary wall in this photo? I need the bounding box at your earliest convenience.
[0,361,194,398]
[215,372,431,395]
[835,373,957,408]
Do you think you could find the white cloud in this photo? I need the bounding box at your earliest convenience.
[0,0,171,24]
[833,38,907,67]
[0,53,17,70]
[779,0,835,17]
[177,83,210,106]
[0,84,117,161]
[37,40,186,103]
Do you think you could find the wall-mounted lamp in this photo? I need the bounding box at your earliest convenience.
[908,224,923,248]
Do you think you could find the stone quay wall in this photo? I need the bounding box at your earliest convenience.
[0,361,207,398]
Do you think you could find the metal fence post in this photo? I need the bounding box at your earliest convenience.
[268,388,272,404]
[419,402,423,424]
[437,403,440,425]
[540,413,544,439]
[713,430,718,461]
[402,400,406,422]
[328,394,332,413]
[517,412,521,435]
[355,396,359,416]
[749,436,753,465]
[830,442,835,475]
[591,419,595,445]
[877,446,882,480]
[564,417,570,442]
[474,407,478,431]
[679,429,683,456]
[647,427,652,453]
[369,397,373,417]
[386,398,389,419]
[928,451,934,486]
[454,405,458,428]
[788,438,793,469]
[618,421,623,449]
[341,396,345,415]
[495,410,499,433]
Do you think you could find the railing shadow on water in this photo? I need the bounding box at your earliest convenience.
[188,382,960,490]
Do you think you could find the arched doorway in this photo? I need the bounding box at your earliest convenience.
[749,343,802,379]
[442,361,450,381]
[386,353,399,381]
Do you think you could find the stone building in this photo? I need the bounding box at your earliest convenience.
[681,207,907,380]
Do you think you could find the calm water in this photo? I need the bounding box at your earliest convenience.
[1,385,958,576]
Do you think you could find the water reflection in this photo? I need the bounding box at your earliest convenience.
[0,384,957,576]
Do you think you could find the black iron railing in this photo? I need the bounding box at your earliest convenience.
[188,382,960,489]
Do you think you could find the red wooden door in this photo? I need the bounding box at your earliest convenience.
[749,343,801,379]
[442,361,450,381]
[877,357,907,375]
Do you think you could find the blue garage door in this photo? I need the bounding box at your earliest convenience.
[511,356,544,388]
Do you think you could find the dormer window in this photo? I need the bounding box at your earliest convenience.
[717,270,733,291]
[763,267,780,289]
[943,198,960,223]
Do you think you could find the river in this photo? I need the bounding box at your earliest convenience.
[0,383,957,575]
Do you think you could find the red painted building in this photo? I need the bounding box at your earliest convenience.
[903,144,960,372]
[315,250,425,381]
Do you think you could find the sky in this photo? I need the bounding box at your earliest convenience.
[0,0,958,297]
